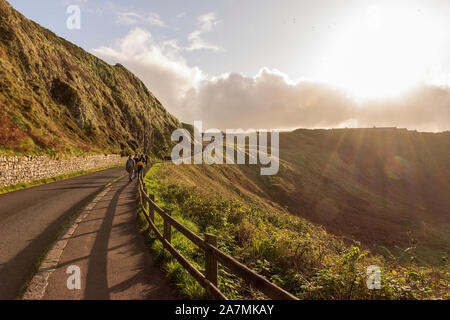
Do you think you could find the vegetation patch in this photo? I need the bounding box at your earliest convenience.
[0,0,181,157]
[138,163,449,300]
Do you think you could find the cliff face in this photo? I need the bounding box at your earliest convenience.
[0,0,181,156]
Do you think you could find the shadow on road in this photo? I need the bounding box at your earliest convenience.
[0,192,99,299]
[84,182,127,299]
[0,167,125,300]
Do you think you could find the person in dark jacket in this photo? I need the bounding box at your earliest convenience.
[125,155,136,182]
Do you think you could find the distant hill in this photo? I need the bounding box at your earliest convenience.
[145,128,450,299]
[269,129,450,263]
[0,0,180,156]
[162,128,450,265]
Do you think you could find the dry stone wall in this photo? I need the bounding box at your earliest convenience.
[0,154,126,187]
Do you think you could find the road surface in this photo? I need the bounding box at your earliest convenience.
[42,175,176,300]
[0,167,124,299]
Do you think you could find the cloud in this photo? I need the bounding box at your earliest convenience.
[183,69,357,130]
[186,13,221,51]
[357,85,450,132]
[117,11,165,27]
[187,70,450,132]
[92,27,203,119]
[92,29,450,132]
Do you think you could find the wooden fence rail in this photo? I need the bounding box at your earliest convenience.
[137,171,298,300]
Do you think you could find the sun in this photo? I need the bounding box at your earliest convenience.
[319,5,442,100]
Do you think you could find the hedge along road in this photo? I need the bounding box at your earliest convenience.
[0,166,125,300]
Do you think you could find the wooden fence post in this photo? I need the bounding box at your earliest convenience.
[149,194,155,223]
[164,211,172,243]
[205,233,218,287]
[143,184,148,212]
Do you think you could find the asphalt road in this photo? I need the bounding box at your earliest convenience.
[42,176,176,300]
[0,166,125,300]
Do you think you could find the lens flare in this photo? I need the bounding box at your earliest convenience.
[384,155,408,180]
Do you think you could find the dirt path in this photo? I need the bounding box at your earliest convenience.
[41,176,177,300]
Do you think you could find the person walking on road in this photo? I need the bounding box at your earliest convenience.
[136,158,145,178]
[126,155,136,182]
[133,154,140,178]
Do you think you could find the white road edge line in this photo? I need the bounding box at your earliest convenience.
[22,180,119,300]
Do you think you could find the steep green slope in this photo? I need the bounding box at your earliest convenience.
[144,128,450,272]
[267,129,450,265]
[0,0,180,156]
[141,162,449,299]
[182,129,449,265]
[171,129,449,265]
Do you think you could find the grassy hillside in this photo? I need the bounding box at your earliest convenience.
[0,0,180,157]
[140,161,449,299]
[153,128,450,266]
[165,129,449,265]
[264,129,450,266]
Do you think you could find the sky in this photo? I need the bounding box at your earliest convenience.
[7,0,450,132]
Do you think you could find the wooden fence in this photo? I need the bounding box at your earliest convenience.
[137,171,298,300]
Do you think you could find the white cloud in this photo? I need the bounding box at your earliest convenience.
[186,13,221,51]
[92,29,450,132]
[186,69,450,132]
[92,27,203,120]
[184,69,357,130]
[117,11,165,27]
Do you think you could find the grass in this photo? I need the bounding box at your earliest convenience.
[1,4,181,158]
[0,164,123,195]
[137,163,450,300]
[17,172,126,299]
[137,164,255,299]
[136,168,207,299]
